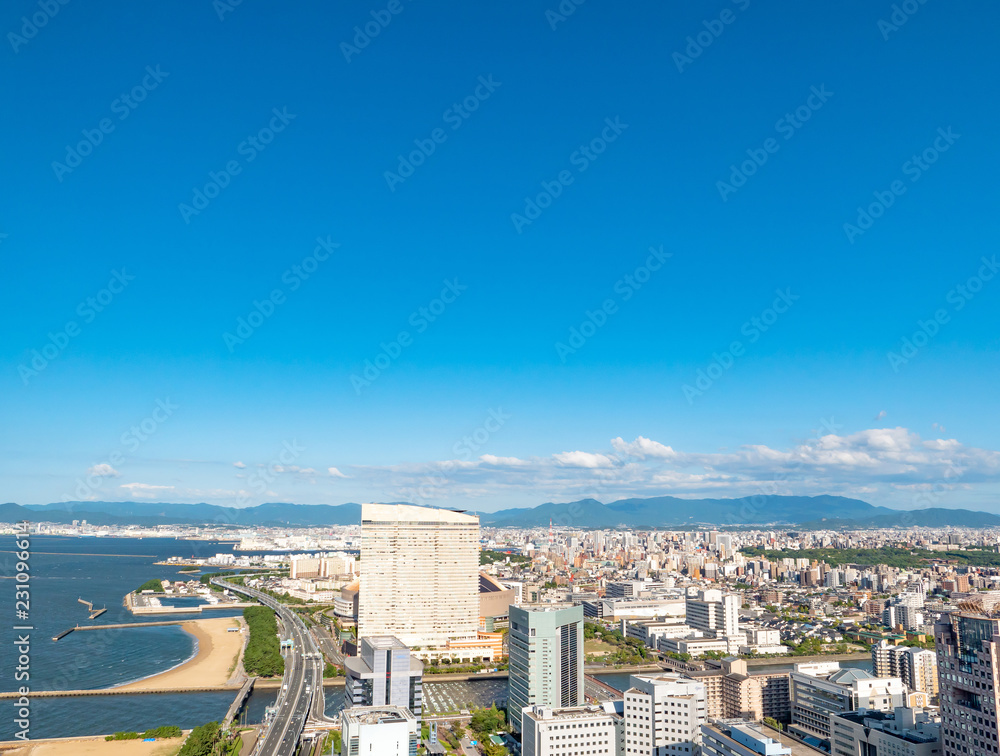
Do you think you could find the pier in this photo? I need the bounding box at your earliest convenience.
[89,607,107,619]
[77,597,93,610]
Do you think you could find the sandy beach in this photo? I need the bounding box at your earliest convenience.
[116,616,245,691]
[0,736,184,756]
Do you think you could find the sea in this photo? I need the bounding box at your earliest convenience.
[0,534,507,740]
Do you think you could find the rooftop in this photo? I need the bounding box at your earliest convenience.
[342,706,416,727]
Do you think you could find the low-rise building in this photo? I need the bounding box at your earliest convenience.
[521,703,623,756]
[340,706,419,756]
[830,707,941,756]
[789,662,907,743]
[701,720,792,756]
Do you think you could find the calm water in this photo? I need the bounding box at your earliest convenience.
[0,534,506,740]
[0,535,260,740]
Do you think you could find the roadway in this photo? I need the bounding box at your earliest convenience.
[212,578,335,755]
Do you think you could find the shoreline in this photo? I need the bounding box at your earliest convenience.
[113,616,245,692]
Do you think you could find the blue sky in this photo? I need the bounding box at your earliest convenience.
[2,0,999,513]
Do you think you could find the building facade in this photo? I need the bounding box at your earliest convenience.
[789,663,906,742]
[624,674,706,756]
[358,503,480,654]
[344,636,423,717]
[871,640,939,699]
[686,590,740,637]
[521,704,622,756]
[508,605,585,733]
[935,611,1000,756]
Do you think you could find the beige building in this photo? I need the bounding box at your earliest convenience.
[624,674,706,755]
[358,503,480,655]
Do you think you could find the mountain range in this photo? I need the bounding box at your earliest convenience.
[2,495,1000,529]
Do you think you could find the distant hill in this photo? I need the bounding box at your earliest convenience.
[2,496,998,529]
[481,494,899,528]
[8,500,363,527]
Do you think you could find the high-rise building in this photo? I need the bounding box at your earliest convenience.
[686,589,740,637]
[340,706,419,756]
[344,636,423,716]
[508,605,584,733]
[623,673,706,755]
[935,609,1000,756]
[871,640,938,699]
[521,703,623,756]
[358,503,479,653]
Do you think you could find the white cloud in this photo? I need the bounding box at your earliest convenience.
[552,451,616,468]
[87,463,121,478]
[611,436,676,460]
[120,483,175,499]
[328,467,349,478]
[233,461,246,469]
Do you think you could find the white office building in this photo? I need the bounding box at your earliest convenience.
[340,706,419,756]
[522,704,623,756]
[686,589,740,637]
[358,503,479,652]
[624,674,706,755]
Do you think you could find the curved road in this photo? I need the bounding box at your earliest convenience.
[212,578,336,755]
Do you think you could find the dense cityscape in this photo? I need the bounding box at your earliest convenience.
[7,505,1000,755]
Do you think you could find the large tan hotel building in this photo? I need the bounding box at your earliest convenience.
[359,502,500,662]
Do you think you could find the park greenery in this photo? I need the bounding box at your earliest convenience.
[178,722,220,756]
[743,545,1000,568]
[242,606,285,677]
[136,579,164,593]
[480,549,532,565]
[105,726,182,741]
[584,622,650,666]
